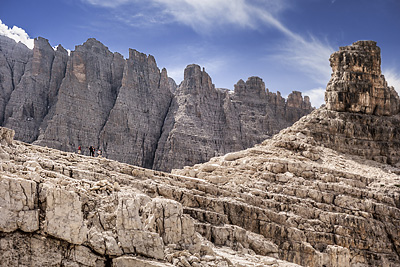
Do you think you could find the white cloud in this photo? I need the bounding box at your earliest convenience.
[82,0,289,32]
[383,68,400,94]
[83,0,132,8]
[0,20,34,49]
[82,0,335,91]
[147,0,334,87]
[153,0,260,32]
[275,35,334,85]
[303,87,326,108]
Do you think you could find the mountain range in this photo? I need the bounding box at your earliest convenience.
[0,35,313,171]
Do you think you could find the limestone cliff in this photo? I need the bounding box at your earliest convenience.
[34,38,125,152]
[99,49,173,169]
[0,35,313,172]
[153,66,313,171]
[0,40,399,267]
[0,35,33,125]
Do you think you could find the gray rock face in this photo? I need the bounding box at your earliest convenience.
[34,38,124,152]
[0,35,313,171]
[153,65,313,171]
[0,36,32,125]
[1,39,400,267]
[99,49,173,168]
[4,37,67,143]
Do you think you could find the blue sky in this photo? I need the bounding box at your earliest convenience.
[1,0,399,107]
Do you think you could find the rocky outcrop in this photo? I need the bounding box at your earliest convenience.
[0,127,300,267]
[0,35,313,172]
[170,42,400,266]
[325,40,399,115]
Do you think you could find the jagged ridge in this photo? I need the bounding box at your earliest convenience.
[0,35,313,172]
[0,40,399,267]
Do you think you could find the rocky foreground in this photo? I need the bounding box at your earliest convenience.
[1,40,400,267]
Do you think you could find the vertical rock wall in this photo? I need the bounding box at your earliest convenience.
[34,38,125,152]
[0,36,32,125]
[154,66,313,171]
[0,35,313,171]
[4,38,68,143]
[99,49,173,169]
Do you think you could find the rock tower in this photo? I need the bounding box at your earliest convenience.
[325,40,399,115]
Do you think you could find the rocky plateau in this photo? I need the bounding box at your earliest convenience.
[0,40,399,267]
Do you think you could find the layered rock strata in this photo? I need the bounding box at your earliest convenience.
[153,66,312,171]
[325,40,399,115]
[0,40,399,267]
[171,41,400,266]
[322,40,400,165]
[0,127,300,267]
[0,35,313,172]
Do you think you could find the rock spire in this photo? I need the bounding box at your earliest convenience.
[325,40,399,115]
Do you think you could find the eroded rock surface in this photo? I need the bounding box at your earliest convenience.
[0,35,313,172]
[153,66,313,171]
[1,40,398,267]
[325,40,399,115]
[0,127,300,267]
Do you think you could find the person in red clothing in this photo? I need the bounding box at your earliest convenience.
[78,146,82,154]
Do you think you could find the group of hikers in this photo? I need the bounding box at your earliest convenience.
[77,145,103,157]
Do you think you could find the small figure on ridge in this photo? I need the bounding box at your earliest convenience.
[89,146,95,157]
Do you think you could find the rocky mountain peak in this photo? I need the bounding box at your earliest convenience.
[34,37,52,47]
[0,35,313,171]
[76,37,113,57]
[325,40,399,115]
[234,76,267,100]
[55,44,68,54]
[181,64,214,94]
[2,40,399,267]
[287,91,311,109]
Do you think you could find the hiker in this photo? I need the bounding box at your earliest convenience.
[89,146,95,157]
[78,146,82,154]
[97,149,102,157]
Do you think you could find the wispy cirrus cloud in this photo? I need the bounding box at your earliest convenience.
[0,20,34,49]
[82,0,334,93]
[303,87,326,108]
[383,68,400,94]
[152,0,289,32]
[274,35,334,85]
[83,0,132,8]
[81,0,289,32]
